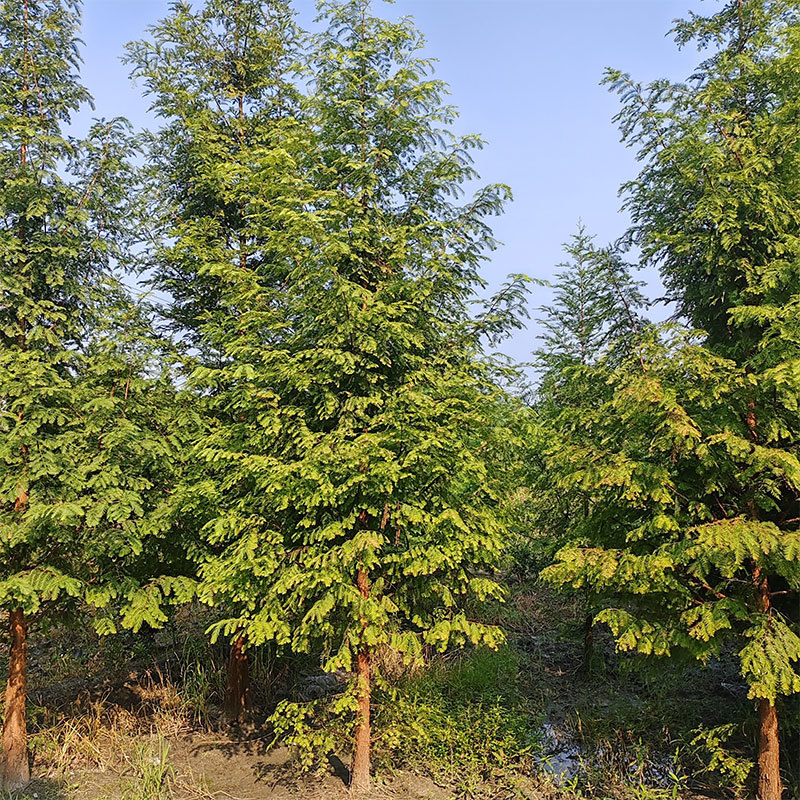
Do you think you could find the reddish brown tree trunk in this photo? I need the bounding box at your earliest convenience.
[224,634,250,724]
[2,609,29,791]
[351,567,372,793]
[5,6,32,785]
[754,569,782,800]
[745,403,782,799]
[580,503,595,674]
[757,698,781,800]
[582,611,594,673]
[350,648,371,794]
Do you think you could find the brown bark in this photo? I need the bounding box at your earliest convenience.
[754,569,782,800]
[2,609,29,791]
[223,634,251,724]
[582,611,594,674]
[350,648,371,793]
[350,568,371,793]
[581,499,595,673]
[757,698,781,800]
[745,366,781,799]
[13,484,27,514]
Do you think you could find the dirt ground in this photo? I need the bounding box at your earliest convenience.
[26,730,469,800]
[7,585,769,800]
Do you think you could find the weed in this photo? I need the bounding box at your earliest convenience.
[176,659,222,726]
[31,697,139,775]
[373,648,542,795]
[121,736,174,800]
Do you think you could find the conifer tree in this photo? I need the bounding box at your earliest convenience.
[135,0,514,789]
[0,0,187,787]
[527,227,647,670]
[542,4,800,797]
[535,224,647,381]
[126,0,306,723]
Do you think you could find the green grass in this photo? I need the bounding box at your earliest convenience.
[373,647,542,795]
[121,736,174,800]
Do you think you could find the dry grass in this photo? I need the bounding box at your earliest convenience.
[3,591,759,800]
[31,687,189,779]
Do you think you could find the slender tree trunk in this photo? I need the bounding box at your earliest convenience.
[2,609,29,791]
[580,498,595,674]
[757,698,781,800]
[351,566,372,793]
[754,568,782,800]
[744,403,782,799]
[582,611,594,673]
[223,634,250,724]
[350,648,371,793]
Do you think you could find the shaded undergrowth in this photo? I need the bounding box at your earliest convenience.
[0,586,793,799]
[372,647,541,795]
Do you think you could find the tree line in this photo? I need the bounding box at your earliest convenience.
[0,0,798,798]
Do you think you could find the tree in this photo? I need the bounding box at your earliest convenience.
[0,0,187,787]
[543,3,800,797]
[534,224,647,381]
[136,0,514,789]
[126,0,307,724]
[526,227,647,671]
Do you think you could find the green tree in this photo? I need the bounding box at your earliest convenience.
[543,4,800,797]
[0,0,188,787]
[525,227,647,670]
[535,224,647,380]
[134,0,515,789]
[126,0,306,723]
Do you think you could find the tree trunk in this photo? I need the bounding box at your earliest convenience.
[351,564,372,793]
[2,608,29,791]
[754,569,782,800]
[350,648,371,794]
[223,634,250,724]
[757,698,781,800]
[582,611,594,673]
[580,502,595,674]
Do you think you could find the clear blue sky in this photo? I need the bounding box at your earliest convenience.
[78,0,706,362]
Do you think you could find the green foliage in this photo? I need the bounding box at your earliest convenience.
[522,227,648,559]
[690,723,754,793]
[536,0,800,731]
[608,0,800,355]
[267,648,540,792]
[535,224,647,380]
[124,0,303,356]
[269,687,360,773]
[541,327,800,701]
[132,0,516,690]
[0,0,191,632]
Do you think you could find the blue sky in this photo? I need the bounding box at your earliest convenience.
[78,0,707,362]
